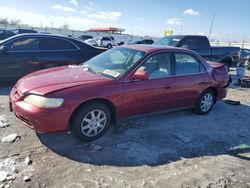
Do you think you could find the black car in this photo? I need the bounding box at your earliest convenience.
[12,29,38,34]
[133,39,154,44]
[0,34,106,82]
[0,30,15,40]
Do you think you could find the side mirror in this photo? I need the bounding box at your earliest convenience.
[0,46,8,53]
[132,70,149,81]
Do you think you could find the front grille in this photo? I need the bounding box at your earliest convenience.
[15,113,32,127]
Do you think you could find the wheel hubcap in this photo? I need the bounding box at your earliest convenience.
[81,110,107,137]
[200,93,213,112]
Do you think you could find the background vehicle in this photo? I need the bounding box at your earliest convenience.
[78,35,93,41]
[133,39,154,44]
[154,35,240,70]
[0,34,106,81]
[84,38,97,46]
[10,45,229,141]
[95,36,116,49]
[240,48,250,61]
[244,55,250,69]
[0,30,15,40]
[12,29,38,34]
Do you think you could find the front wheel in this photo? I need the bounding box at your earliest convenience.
[194,90,215,115]
[71,103,111,141]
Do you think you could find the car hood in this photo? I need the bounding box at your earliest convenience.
[15,65,111,95]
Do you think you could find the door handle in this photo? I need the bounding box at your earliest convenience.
[198,82,207,85]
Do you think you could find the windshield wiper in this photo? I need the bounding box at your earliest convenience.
[82,65,101,76]
[82,65,117,79]
[97,71,116,79]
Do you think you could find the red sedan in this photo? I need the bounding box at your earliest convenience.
[10,45,229,141]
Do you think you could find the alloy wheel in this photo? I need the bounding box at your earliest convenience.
[80,110,107,137]
[200,93,213,112]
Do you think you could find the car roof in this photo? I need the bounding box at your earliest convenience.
[12,33,73,39]
[0,33,91,46]
[122,44,191,53]
[3,33,88,43]
[163,35,206,38]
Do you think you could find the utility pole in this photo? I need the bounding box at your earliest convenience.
[208,14,215,39]
[180,24,183,34]
[242,33,246,48]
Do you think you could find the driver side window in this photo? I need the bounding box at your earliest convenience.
[137,52,172,79]
[6,37,40,51]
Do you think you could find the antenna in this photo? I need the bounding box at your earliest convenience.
[208,14,215,39]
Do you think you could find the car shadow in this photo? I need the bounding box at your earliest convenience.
[37,101,250,167]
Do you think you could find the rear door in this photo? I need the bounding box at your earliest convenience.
[173,52,211,107]
[39,37,80,68]
[0,36,42,81]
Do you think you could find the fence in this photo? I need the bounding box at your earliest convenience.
[1,24,250,48]
[210,41,250,49]
[0,24,144,43]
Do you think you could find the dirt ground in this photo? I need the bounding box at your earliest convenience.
[0,69,250,188]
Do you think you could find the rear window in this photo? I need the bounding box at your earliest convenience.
[175,53,206,75]
[154,36,182,46]
[41,38,77,50]
[181,39,198,50]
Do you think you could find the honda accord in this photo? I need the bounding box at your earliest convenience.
[10,45,229,141]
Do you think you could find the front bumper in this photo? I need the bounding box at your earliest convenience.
[10,89,71,133]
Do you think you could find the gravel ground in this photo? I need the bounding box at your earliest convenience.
[0,69,250,188]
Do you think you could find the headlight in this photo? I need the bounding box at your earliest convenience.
[23,95,64,108]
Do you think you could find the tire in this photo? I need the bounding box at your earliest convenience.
[71,103,111,141]
[118,42,124,46]
[107,44,112,49]
[194,89,215,115]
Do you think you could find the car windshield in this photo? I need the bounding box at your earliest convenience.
[82,47,146,79]
[154,36,183,46]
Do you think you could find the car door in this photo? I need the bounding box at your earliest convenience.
[0,36,42,81]
[39,37,80,69]
[173,52,211,107]
[121,52,176,117]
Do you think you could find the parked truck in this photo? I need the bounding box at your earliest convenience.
[155,35,240,70]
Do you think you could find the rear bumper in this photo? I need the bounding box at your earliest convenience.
[217,87,228,100]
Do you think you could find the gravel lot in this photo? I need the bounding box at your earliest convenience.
[0,69,250,188]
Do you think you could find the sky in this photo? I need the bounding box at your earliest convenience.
[0,0,250,41]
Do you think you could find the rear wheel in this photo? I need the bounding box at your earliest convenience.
[71,103,111,141]
[195,90,215,115]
